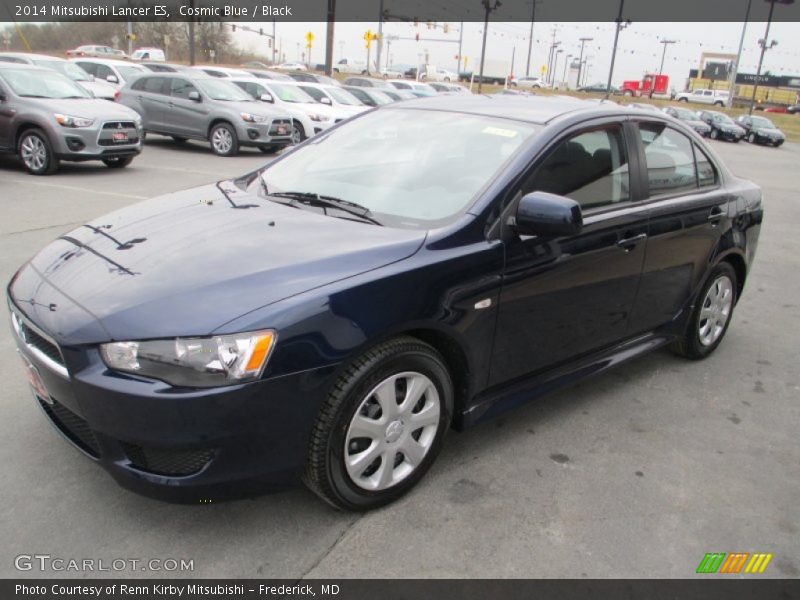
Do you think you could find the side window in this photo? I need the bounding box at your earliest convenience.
[703,90,713,96]
[170,78,198,99]
[77,61,96,76]
[95,64,114,80]
[130,77,147,91]
[638,123,697,196]
[301,86,325,102]
[0,57,25,63]
[694,145,718,188]
[141,77,166,94]
[525,126,630,209]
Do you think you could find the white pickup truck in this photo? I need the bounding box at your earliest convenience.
[333,58,369,75]
[675,88,729,106]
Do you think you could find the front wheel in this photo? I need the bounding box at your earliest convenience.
[209,122,239,156]
[290,120,306,144]
[678,97,688,102]
[671,262,737,360]
[18,129,59,175]
[748,132,756,143]
[102,156,134,168]
[710,128,719,140]
[304,337,453,511]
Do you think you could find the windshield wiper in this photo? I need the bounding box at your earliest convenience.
[268,191,382,226]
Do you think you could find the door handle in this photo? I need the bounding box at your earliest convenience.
[708,207,724,224]
[617,233,647,251]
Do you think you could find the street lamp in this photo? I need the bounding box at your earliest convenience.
[552,49,563,88]
[546,41,560,85]
[525,0,542,77]
[748,0,794,114]
[562,53,572,87]
[576,37,593,90]
[606,0,631,98]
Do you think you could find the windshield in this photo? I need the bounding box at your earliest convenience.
[195,79,252,101]
[412,83,436,93]
[672,108,697,120]
[369,91,393,105]
[261,108,539,228]
[268,83,315,103]
[0,68,90,98]
[33,59,91,82]
[326,87,362,105]
[751,116,775,128]
[710,113,734,124]
[117,65,146,80]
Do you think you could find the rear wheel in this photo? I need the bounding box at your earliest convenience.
[209,122,239,156]
[304,337,453,511]
[18,129,59,175]
[671,262,737,360]
[678,97,688,102]
[102,156,134,168]
[714,101,724,107]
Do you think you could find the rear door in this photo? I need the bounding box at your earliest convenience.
[130,76,169,130]
[626,120,729,335]
[490,118,649,386]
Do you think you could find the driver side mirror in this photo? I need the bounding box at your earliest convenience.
[188,90,201,102]
[513,192,583,238]
[259,92,274,103]
[106,74,119,84]
[87,74,95,82]
[320,96,332,105]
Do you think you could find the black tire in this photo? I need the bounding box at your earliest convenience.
[671,262,738,360]
[18,128,59,175]
[748,132,756,143]
[208,122,239,157]
[710,128,719,140]
[290,120,306,145]
[304,337,453,511]
[714,101,723,107]
[678,97,688,102]
[171,136,188,143]
[102,156,134,168]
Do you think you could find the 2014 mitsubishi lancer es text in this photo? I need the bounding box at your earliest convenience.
[8,96,763,510]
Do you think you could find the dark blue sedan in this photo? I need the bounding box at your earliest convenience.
[8,96,763,510]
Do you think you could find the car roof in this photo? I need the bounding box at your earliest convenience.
[391,94,645,125]
[130,71,215,81]
[0,62,50,72]
[0,52,67,62]
[71,57,141,66]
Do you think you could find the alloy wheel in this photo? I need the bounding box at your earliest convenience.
[211,127,233,154]
[20,135,47,172]
[698,275,734,347]
[344,371,441,491]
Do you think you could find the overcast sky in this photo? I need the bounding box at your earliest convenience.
[232,20,800,87]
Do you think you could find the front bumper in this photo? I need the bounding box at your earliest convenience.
[51,119,143,161]
[9,303,338,502]
[236,117,294,148]
[714,128,744,141]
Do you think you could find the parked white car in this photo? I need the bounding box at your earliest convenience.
[290,82,369,119]
[229,77,335,142]
[276,62,308,71]
[192,66,254,79]
[333,58,369,75]
[70,58,147,88]
[130,48,166,62]
[675,88,729,106]
[66,45,127,59]
[513,76,546,89]
[0,52,117,99]
[425,67,459,82]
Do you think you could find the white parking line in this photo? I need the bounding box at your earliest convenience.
[7,179,148,200]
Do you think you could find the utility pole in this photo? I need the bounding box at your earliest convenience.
[457,21,463,74]
[562,53,572,86]
[552,49,563,87]
[376,0,384,75]
[188,0,195,65]
[606,0,630,98]
[477,0,501,94]
[272,20,277,65]
[728,0,753,108]
[525,0,541,77]
[748,0,792,114]
[576,37,592,88]
[658,39,675,74]
[126,22,133,55]
[545,27,557,85]
[325,0,335,76]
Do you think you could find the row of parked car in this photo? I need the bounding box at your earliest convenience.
[0,53,475,174]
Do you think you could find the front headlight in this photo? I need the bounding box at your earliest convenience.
[54,113,95,128]
[308,113,330,122]
[100,329,277,388]
[240,112,268,123]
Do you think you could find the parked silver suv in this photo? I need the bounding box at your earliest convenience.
[0,63,143,175]
[118,72,293,156]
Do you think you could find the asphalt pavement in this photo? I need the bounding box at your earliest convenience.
[0,135,798,579]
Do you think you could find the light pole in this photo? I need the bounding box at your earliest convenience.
[748,0,793,114]
[562,53,572,86]
[525,0,542,77]
[552,49,563,88]
[477,0,502,94]
[606,0,631,98]
[576,37,592,89]
[728,0,753,108]
[546,41,560,85]
[658,39,675,75]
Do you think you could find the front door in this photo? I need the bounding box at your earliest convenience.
[167,77,208,138]
[490,121,648,386]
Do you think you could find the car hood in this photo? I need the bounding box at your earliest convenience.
[687,119,710,128]
[755,127,783,136]
[220,100,291,119]
[23,97,140,120]
[77,79,117,99]
[9,182,426,345]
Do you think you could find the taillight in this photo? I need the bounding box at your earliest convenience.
[114,90,120,102]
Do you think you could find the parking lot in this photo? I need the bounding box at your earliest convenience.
[1,135,798,579]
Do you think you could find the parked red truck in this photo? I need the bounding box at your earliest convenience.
[622,73,670,98]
